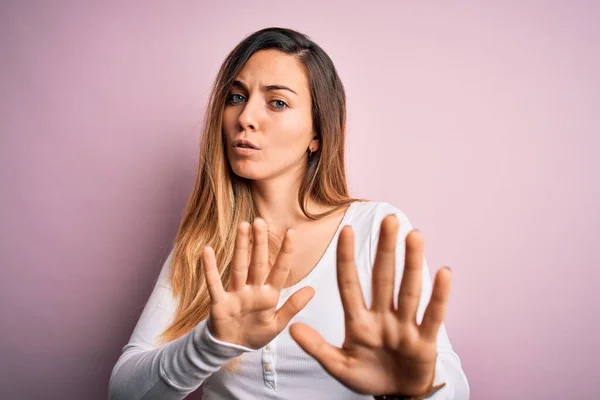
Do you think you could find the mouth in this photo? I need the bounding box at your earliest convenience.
[232,146,259,156]
[232,139,259,150]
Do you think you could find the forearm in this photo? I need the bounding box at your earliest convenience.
[108,320,253,400]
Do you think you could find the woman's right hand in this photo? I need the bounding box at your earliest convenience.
[202,218,315,350]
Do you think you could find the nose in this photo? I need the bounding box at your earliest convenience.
[237,96,261,132]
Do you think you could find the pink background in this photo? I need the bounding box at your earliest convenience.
[2,1,599,399]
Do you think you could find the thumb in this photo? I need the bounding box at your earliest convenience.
[275,286,315,330]
[289,322,348,379]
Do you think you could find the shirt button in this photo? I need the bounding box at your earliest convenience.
[264,363,272,372]
[265,345,271,351]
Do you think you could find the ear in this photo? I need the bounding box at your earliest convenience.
[310,135,320,152]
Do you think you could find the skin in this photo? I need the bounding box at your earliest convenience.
[222,49,322,230]
[204,49,453,396]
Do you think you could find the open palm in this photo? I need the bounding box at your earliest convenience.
[290,215,451,396]
[203,218,314,350]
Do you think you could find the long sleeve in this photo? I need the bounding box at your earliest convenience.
[108,249,255,400]
[370,203,471,400]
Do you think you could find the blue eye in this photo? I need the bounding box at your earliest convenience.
[271,100,288,110]
[228,94,246,104]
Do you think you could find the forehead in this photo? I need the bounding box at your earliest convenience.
[236,49,309,92]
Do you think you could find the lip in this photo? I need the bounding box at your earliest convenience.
[232,139,259,150]
[232,146,259,156]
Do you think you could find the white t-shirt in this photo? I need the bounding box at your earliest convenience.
[109,201,470,399]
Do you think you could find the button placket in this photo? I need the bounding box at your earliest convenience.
[261,338,278,389]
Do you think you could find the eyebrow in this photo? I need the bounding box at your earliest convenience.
[231,80,298,95]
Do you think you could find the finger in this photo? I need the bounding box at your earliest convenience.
[337,226,367,320]
[202,246,226,304]
[289,322,350,380]
[247,218,270,285]
[230,222,251,291]
[396,229,424,323]
[371,215,399,312]
[266,228,294,289]
[274,286,315,329]
[419,267,452,342]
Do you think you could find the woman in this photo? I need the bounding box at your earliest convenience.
[109,27,470,399]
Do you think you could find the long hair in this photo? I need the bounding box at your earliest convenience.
[159,27,364,345]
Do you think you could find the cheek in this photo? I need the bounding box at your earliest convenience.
[222,109,238,139]
[270,112,312,146]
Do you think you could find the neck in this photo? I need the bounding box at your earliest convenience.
[250,174,326,232]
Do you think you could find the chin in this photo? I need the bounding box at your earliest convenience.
[229,162,264,181]
[226,154,300,182]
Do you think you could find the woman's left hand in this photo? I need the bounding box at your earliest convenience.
[289,215,452,396]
